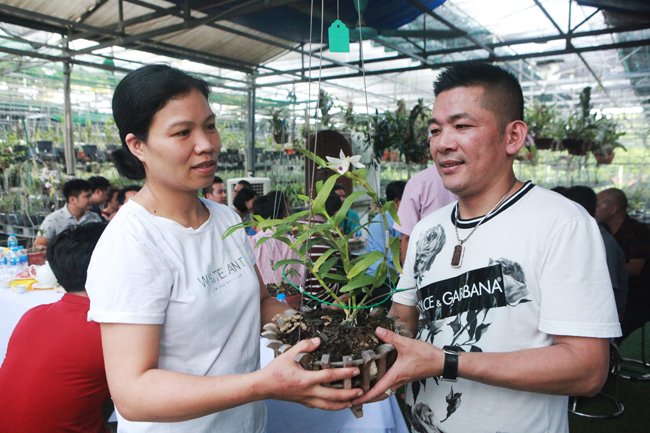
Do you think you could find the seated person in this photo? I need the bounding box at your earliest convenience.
[234,179,252,195]
[333,183,361,236]
[102,187,120,221]
[562,186,628,320]
[248,195,303,287]
[266,190,290,219]
[203,176,227,205]
[88,176,111,222]
[0,222,111,433]
[34,178,102,249]
[233,187,258,236]
[117,184,141,208]
[366,180,406,309]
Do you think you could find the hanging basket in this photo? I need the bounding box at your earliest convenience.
[533,137,554,150]
[262,307,411,418]
[562,138,589,155]
[595,152,615,165]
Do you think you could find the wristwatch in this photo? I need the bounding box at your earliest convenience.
[440,346,460,382]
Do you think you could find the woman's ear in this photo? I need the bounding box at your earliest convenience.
[125,133,145,162]
[505,120,528,156]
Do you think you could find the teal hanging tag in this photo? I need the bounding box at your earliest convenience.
[328,20,350,53]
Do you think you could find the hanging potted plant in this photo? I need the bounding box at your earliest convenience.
[524,102,562,150]
[561,87,598,156]
[592,117,626,165]
[270,109,289,145]
[224,148,410,417]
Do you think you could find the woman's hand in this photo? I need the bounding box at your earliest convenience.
[258,337,363,410]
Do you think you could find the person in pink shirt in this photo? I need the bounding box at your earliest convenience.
[394,165,456,264]
[248,194,303,287]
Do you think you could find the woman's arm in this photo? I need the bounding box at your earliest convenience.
[102,323,361,422]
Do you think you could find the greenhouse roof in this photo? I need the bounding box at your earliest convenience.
[0,0,649,141]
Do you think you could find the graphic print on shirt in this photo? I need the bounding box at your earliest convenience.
[413,225,446,286]
[196,255,249,291]
[409,257,530,429]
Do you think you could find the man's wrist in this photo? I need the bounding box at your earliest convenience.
[440,346,460,382]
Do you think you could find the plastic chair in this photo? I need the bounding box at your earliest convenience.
[569,342,625,419]
[620,325,650,381]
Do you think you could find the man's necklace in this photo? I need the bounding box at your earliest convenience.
[451,178,518,268]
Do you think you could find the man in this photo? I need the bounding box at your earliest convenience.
[394,162,456,266]
[87,176,111,221]
[102,187,120,221]
[366,180,406,309]
[562,186,628,320]
[34,179,102,249]
[596,188,650,339]
[353,63,620,433]
[0,223,110,433]
[234,179,252,195]
[117,184,141,207]
[248,194,303,287]
[203,176,228,205]
[333,184,361,235]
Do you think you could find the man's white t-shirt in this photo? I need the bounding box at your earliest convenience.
[393,182,621,433]
[86,198,265,433]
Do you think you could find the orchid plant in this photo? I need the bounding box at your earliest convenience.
[224,148,402,322]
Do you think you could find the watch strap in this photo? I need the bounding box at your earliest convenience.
[441,345,459,382]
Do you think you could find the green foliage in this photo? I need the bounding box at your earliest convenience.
[524,102,563,139]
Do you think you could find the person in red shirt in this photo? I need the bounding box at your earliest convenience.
[0,222,110,433]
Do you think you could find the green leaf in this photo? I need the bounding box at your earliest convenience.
[284,210,310,223]
[312,249,336,273]
[339,274,376,293]
[254,235,275,248]
[272,258,304,271]
[389,236,403,274]
[347,251,384,279]
[382,201,400,226]
[322,273,348,282]
[291,231,311,250]
[297,194,311,202]
[372,261,388,289]
[333,191,365,228]
[222,223,247,239]
[350,167,367,179]
[293,146,328,167]
[317,256,340,277]
[312,174,340,214]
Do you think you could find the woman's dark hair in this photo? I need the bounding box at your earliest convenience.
[325,192,343,216]
[111,64,211,180]
[233,187,257,213]
[47,223,107,292]
[386,180,406,203]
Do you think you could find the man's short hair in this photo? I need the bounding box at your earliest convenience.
[202,176,224,198]
[117,185,141,205]
[63,179,93,202]
[266,190,289,219]
[46,222,107,293]
[233,187,257,213]
[87,176,110,192]
[252,195,284,220]
[562,186,597,217]
[600,188,628,212]
[238,180,252,189]
[325,192,343,216]
[333,184,345,193]
[386,180,407,203]
[433,62,524,129]
[106,187,119,203]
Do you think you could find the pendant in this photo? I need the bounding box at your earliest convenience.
[451,244,464,268]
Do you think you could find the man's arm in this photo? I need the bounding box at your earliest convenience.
[625,258,645,276]
[33,236,49,250]
[354,303,609,404]
[399,235,410,267]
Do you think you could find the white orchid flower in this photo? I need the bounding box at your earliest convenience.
[44,182,52,189]
[326,150,365,175]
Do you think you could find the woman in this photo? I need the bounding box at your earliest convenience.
[101,187,119,221]
[85,65,360,432]
[234,187,258,236]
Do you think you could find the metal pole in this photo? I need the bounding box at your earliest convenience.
[246,74,256,177]
[62,36,75,176]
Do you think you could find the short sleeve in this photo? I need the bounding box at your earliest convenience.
[538,216,621,338]
[39,214,57,239]
[86,231,175,325]
[392,229,419,306]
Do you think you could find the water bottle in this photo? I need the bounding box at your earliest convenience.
[16,247,28,271]
[7,249,18,277]
[0,250,7,281]
[276,293,289,306]
[7,234,17,249]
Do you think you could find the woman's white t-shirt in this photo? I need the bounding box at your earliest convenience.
[86,198,265,433]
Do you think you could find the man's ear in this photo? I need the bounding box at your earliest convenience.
[504,120,528,156]
[125,133,145,162]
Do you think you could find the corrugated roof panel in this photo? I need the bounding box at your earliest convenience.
[3,0,97,22]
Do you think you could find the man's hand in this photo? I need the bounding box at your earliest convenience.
[260,337,363,410]
[351,327,442,405]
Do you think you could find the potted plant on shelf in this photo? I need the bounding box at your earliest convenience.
[561,87,598,156]
[591,117,626,165]
[524,102,562,150]
[224,148,409,417]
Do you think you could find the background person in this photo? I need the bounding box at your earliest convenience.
[234,179,252,195]
[203,175,227,205]
[354,62,620,433]
[85,65,360,433]
[0,222,110,433]
[88,176,111,221]
[102,187,120,221]
[333,183,360,236]
[34,178,102,249]
[117,184,141,207]
[596,187,650,340]
[233,186,258,236]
